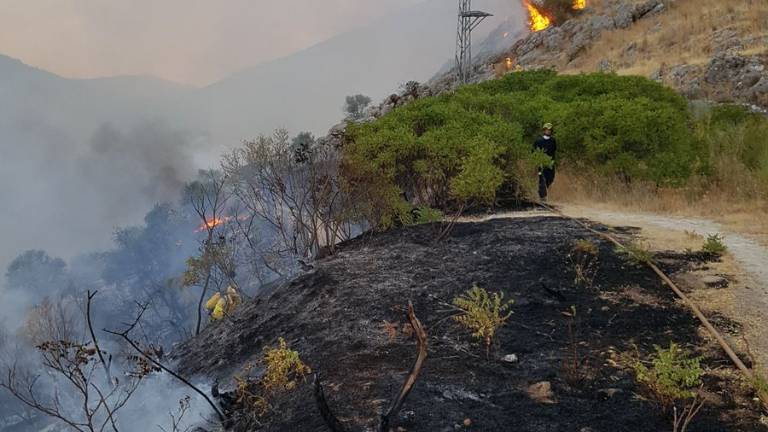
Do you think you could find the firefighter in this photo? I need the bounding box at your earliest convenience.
[533,122,557,201]
[205,285,242,321]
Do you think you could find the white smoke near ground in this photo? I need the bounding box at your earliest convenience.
[108,374,216,432]
[0,116,203,274]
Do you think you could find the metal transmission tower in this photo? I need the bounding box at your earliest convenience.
[455,0,492,84]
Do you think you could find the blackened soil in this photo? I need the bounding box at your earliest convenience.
[174,217,764,432]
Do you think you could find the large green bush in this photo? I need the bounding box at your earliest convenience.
[695,104,768,182]
[342,71,705,227]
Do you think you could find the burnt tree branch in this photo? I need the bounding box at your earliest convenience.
[104,303,226,424]
[379,302,428,432]
[86,290,113,387]
[315,302,428,432]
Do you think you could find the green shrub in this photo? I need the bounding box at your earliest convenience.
[568,239,600,289]
[693,104,768,189]
[453,284,514,356]
[702,234,727,254]
[411,206,444,224]
[343,71,701,227]
[615,240,654,266]
[750,373,768,410]
[631,343,704,410]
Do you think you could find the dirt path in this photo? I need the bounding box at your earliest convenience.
[557,204,768,371]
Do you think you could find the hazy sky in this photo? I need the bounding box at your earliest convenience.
[0,0,424,85]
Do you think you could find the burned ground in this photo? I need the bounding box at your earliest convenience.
[174,216,764,431]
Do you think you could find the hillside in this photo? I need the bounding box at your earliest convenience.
[428,0,767,112]
[174,216,764,431]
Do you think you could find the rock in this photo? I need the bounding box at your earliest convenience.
[701,275,729,288]
[613,5,634,29]
[398,410,416,424]
[501,354,519,363]
[442,387,482,402]
[634,0,664,20]
[543,27,564,50]
[665,64,704,98]
[597,388,624,399]
[750,77,768,99]
[650,3,666,15]
[736,70,763,88]
[706,53,749,84]
[713,28,743,52]
[567,32,591,61]
[589,15,616,35]
[598,59,614,73]
[527,381,556,404]
[363,105,381,119]
[417,84,433,99]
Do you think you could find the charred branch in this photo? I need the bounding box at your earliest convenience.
[86,290,113,387]
[379,302,428,432]
[314,302,428,432]
[313,375,349,432]
[104,302,227,424]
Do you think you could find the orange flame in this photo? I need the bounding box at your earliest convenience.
[524,1,551,32]
[195,216,231,233]
[573,0,587,10]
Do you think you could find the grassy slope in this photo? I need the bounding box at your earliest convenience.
[565,0,768,77]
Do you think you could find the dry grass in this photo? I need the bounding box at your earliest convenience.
[549,167,768,246]
[563,0,768,75]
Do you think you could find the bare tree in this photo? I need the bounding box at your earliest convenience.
[222,130,358,276]
[182,170,235,335]
[105,302,226,424]
[343,95,372,121]
[0,294,143,432]
[158,395,194,432]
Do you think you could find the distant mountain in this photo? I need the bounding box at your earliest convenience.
[197,0,524,142]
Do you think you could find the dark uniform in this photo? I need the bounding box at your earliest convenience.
[533,135,557,200]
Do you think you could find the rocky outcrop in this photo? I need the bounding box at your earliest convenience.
[492,0,668,69]
[653,46,768,110]
[432,0,767,112]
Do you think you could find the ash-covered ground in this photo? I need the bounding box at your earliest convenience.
[174,216,764,431]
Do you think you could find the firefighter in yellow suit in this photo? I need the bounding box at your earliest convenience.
[205,285,242,320]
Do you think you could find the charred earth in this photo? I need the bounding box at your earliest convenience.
[175,216,764,431]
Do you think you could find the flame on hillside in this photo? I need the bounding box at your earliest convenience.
[523,0,587,32]
[194,215,250,232]
[195,216,231,232]
[524,1,552,32]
